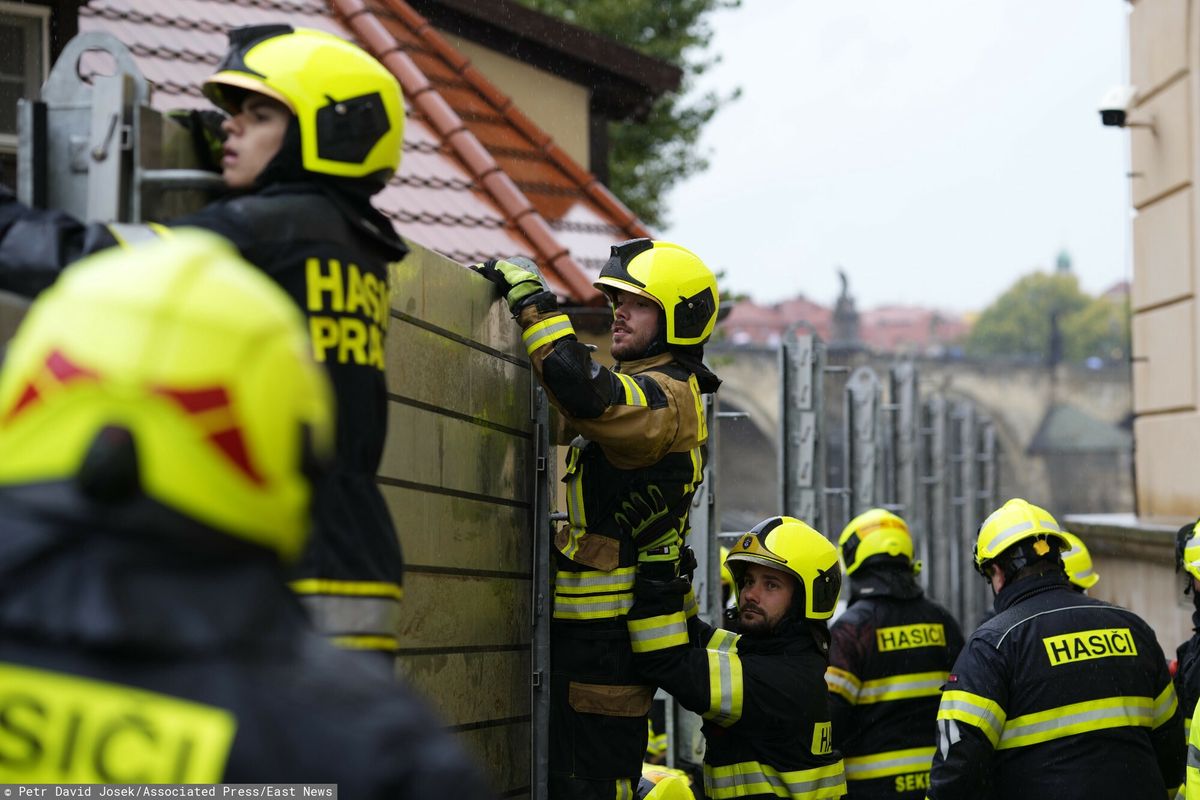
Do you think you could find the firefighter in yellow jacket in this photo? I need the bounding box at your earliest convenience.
[928,498,1183,798]
[473,239,720,799]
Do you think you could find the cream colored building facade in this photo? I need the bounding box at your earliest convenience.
[1065,0,1200,654]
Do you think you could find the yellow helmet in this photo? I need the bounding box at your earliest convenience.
[1176,519,1200,582]
[639,765,696,800]
[1060,531,1099,590]
[838,508,914,576]
[0,230,333,562]
[594,239,720,346]
[973,498,1069,578]
[204,25,405,183]
[719,545,736,605]
[727,516,841,621]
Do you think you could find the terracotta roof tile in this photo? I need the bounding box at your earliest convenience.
[78,0,656,303]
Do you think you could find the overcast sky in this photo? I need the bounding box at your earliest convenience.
[663,1,1130,314]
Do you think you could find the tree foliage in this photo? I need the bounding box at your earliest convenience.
[515,0,741,228]
[965,271,1130,362]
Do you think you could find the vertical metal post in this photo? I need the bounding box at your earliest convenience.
[890,363,921,562]
[844,367,883,519]
[950,402,977,625]
[779,328,825,531]
[530,387,551,800]
[921,395,950,603]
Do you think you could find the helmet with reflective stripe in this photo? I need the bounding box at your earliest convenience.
[838,508,914,576]
[1059,531,1099,590]
[594,239,720,346]
[0,230,333,562]
[727,516,841,621]
[638,765,696,800]
[1176,518,1200,582]
[973,498,1069,578]
[204,25,404,183]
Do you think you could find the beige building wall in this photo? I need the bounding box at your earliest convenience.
[439,33,592,169]
[1128,0,1200,517]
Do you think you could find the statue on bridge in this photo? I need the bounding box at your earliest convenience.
[832,266,862,350]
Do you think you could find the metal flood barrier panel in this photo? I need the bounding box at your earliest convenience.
[385,245,549,798]
[778,332,998,629]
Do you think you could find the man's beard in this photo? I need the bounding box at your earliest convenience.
[737,604,775,636]
[611,329,656,361]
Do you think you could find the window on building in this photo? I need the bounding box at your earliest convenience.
[0,3,50,183]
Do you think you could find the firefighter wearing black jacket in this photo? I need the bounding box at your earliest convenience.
[473,241,720,800]
[0,233,491,795]
[626,516,847,799]
[1175,520,1200,749]
[0,25,408,653]
[928,498,1184,799]
[825,509,963,798]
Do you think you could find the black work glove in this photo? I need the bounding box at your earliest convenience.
[167,109,227,173]
[471,256,549,314]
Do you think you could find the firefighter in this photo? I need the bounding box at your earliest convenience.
[1175,520,1200,746]
[0,232,492,794]
[0,25,408,653]
[825,509,964,798]
[626,516,848,799]
[928,498,1184,798]
[472,240,720,799]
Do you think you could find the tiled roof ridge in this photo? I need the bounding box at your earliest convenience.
[387,3,652,244]
[329,0,602,303]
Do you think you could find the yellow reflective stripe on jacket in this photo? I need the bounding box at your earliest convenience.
[997,695,1160,750]
[615,778,634,800]
[1153,682,1179,728]
[290,579,403,648]
[629,610,689,653]
[289,578,405,601]
[553,592,633,620]
[107,222,175,248]
[688,374,708,443]
[683,586,699,618]
[843,746,935,781]
[522,314,575,355]
[707,627,741,653]
[857,671,948,704]
[824,666,862,704]
[564,450,587,535]
[331,635,399,652]
[704,759,847,799]
[614,371,648,407]
[704,647,744,727]
[555,567,635,595]
[937,690,1006,748]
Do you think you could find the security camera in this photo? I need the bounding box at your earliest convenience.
[1098,85,1138,127]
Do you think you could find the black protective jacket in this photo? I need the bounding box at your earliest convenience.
[1175,597,1200,743]
[928,573,1184,799]
[628,580,847,799]
[826,567,963,798]
[0,183,407,650]
[0,483,491,795]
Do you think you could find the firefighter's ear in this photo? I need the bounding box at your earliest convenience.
[77,425,141,504]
